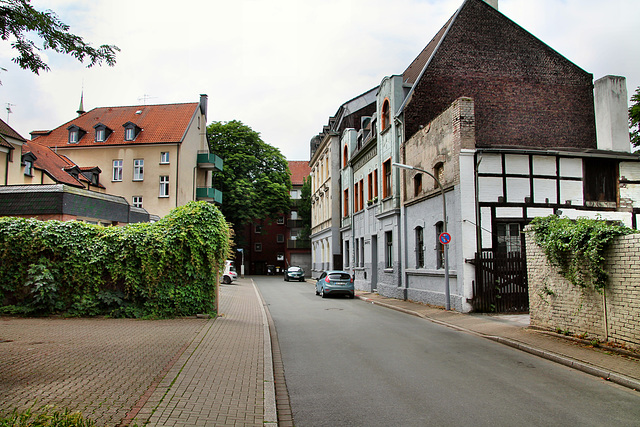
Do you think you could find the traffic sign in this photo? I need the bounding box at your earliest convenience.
[439,232,451,245]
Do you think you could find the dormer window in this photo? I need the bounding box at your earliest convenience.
[93,123,112,142]
[22,152,37,176]
[67,125,86,144]
[123,122,141,141]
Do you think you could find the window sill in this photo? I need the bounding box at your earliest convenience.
[159,195,169,198]
[384,268,394,273]
[133,179,144,182]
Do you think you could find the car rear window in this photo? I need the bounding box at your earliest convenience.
[328,273,351,280]
[289,267,301,271]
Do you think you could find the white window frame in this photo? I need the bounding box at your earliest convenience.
[125,127,135,141]
[159,176,169,197]
[132,196,143,208]
[160,152,170,164]
[69,130,78,144]
[112,160,123,182]
[255,243,262,252]
[24,160,33,176]
[133,159,144,181]
[96,128,105,142]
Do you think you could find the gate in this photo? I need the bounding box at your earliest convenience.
[472,250,529,313]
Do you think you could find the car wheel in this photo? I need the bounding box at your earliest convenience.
[321,288,328,298]
[349,293,355,299]
[300,278,305,282]
[223,275,231,284]
[315,287,319,295]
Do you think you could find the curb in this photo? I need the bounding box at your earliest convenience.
[356,295,640,392]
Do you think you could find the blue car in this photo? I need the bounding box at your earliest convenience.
[315,270,355,299]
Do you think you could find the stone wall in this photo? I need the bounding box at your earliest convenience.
[526,232,640,350]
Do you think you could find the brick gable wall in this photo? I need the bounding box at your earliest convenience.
[404,0,596,150]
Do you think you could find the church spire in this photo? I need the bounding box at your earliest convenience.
[77,90,85,116]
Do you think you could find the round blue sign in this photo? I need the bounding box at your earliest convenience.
[439,232,451,245]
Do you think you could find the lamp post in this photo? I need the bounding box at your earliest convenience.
[392,162,450,310]
[238,248,245,278]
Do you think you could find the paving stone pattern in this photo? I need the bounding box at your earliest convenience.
[0,317,207,426]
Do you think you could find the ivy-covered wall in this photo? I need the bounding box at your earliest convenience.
[0,201,230,318]
[526,232,640,350]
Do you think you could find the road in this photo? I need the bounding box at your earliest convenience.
[255,276,640,427]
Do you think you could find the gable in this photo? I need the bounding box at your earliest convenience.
[403,0,596,150]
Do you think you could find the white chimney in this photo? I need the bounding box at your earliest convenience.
[594,76,631,153]
[484,0,498,9]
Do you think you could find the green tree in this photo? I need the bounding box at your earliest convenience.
[207,120,291,243]
[297,176,312,241]
[630,86,640,149]
[0,0,119,76]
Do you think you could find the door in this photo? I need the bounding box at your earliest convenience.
[371,235,378,292]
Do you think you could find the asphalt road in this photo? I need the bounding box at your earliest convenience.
[255,276,640,427]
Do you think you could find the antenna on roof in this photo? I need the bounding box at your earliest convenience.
[6,103,15,123]
[138,94,157,105]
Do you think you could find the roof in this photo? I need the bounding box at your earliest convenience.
[23,141,86,188]
[402,15,454,85]
[31,102,200,148]
[288,161,311,186]
[0,117,26,149]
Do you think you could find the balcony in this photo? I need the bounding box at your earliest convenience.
[287,219,304,228]
[196,187,223,204]
[287,239,310,249]
[197,152,223,171]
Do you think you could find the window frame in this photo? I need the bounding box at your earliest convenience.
[383,159,392,199]
[160,152,170,164]
[112,159,123,182]
[159,175,170,197]
[415,226,425,268]
[133,159,144,181]
[132,196,143,208]
[385,231,393,269]
[436,221,444,269]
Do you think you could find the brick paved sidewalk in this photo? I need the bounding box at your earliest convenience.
[133,278,276,427]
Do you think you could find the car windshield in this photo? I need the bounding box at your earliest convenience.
[328,273,350,280]
[289,267,301,272]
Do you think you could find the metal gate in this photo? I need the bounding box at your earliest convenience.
[472,250,529,313]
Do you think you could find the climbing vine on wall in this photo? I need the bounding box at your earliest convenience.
[527,215,637,291]
[0,201,231,318]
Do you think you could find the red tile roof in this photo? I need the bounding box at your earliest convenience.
[23,141,86,187]
[32,102,200,148]
[288,161,311,186]
[0,118,27,143]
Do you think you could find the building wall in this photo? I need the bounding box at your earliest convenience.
[404,0,596,150]
[1,139,26,185]
[527,232,640,350]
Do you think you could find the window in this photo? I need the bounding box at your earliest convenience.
[383,159,392,199]
[373,169,378,198]
[368,173,373,201]
[343,145,348,168]
[355,238,360,267]
[24,159,33,176]
[277,234,285,243]
[159,176,169,197]
[125,127,135,141]
[160,152,170,164]
[112,160,123,182]
[67,125,85,144]
[93,124,111,142]
[344,189,349,217]
[414,173,422,197]
[277,216,285,225]
[133,159,144,181]
[290,230,298,240]
[344,240,350,268]
[359,179,364,211]
[354,181,359,212]
[96,128,105,142]
[255,243,262,252]
[385,231,393,269]
[290,189,299,199]
[360,237,365,267]
[133,196,143,208]
[277,253,284,261]
[290,210,298,220]
[436,222,444,269]
[381,99,390,131]
[415,227,425,268]
[255,224,262,233]
[434,163,444,190]
[497,223,522,254]
[69,130,79,143]
[584,158,617,203]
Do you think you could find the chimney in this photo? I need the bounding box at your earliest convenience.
[199,94,208,120]
[594,75,631,152]
[484,0,498,10]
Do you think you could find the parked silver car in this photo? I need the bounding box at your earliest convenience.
[284,266,305,282]
[315,270,355,299]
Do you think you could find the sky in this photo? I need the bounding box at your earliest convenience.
[1,0,639,161]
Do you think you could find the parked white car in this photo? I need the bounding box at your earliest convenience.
[221,260,237,284]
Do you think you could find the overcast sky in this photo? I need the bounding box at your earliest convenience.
[1,0,639,161]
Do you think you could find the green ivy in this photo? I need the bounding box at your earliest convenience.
[0,201,231,318]
[527,215,637,291]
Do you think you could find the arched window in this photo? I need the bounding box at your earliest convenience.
[343,145,348,168]
[381,99,390,131]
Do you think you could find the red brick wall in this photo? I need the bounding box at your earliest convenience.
[404,0,596,150]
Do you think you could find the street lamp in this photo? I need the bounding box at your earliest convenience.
[237,248,245,278]
[392,162,450,310]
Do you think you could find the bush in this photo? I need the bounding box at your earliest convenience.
[0,405,97,427]
[0,201,230,318]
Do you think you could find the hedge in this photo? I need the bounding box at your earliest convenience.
[0,201,231,318]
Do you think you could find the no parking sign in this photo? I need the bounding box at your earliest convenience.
[439,232,451,245]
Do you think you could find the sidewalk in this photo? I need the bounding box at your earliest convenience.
[132,277,276,427]
[356,291,640,391]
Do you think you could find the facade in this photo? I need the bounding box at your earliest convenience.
[0,119,27,186]
[311,0,640,312]
[29,95,221,218]
[286,161,311,274]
